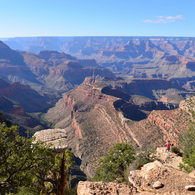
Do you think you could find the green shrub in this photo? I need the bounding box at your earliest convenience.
[123,166,131,185]
[93,143,135,182]
[179,124,195,158]
[0,123,75,194]
[178,108,195,173]
[179,146,195,173]
[171,146,182,156]
[135,148,156,170]
[179,163,193,174]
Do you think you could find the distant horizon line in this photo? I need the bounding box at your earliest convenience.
[1,35,195,39]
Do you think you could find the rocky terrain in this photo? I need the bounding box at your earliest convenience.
[1,37,195,171]
[73,39,195,91]
[31,127,195,194]
[1,37,195,193]
[0,78,57,135]
[4,37,195,90]
[45,77,192,177]
[77,148,195,195]
[0,41,115,93]
[3,37,195,57]
[0,78,49,112]
[0,41,115,132]
[32,123,195,194]
[0,38,195,132]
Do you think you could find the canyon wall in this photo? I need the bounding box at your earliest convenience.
[45,78,191,177]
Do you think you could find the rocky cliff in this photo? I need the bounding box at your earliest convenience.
[179,96,195,114]
[0,41,115,95]
[0,80,49,112]
[45,78,191,177]
[77,148,195,195]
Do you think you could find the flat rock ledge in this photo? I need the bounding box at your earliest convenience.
[77,181,137,195]
[33,128,68,153]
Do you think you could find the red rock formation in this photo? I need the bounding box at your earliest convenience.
[45,81,191,177]
[72,118,83,139]
[10,107,26,116]
[64,95,75,108]
[0,82,31,97]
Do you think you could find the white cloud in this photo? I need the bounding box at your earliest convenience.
[144,15,185,23]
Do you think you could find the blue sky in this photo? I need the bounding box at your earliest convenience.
[0,0,194,37]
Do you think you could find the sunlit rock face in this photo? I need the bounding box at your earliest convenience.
[45,78,191,177]
[33,128,68,154]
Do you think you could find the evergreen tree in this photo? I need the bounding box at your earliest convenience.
[0,122,75,194]
[93,143,135,182]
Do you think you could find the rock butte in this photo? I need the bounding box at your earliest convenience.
[45,78,193,176]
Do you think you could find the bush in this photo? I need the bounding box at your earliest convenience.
[135,148,156,170]
[179,124,195,158]
[179,162,193,174]
[171,146,182,156]
[93,143,135,182]
[178,107,195,173]
[0,122,75,194]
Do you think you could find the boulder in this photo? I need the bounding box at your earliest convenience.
[152,181,163,189]
[189,171,195,179]
[129,160,195,194]
[33,128,68,154]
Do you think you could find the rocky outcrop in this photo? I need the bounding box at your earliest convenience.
[45,80,191,177]
[9,106,26,116]
[0,82,31,97]
[33,129,68,154]
[77,181,137,195]
[77,160,195,195]
[147,109,190,144]
[155,147,182,170]
[179,96,195,114]
[129,160,195,194]
[76,147,195,195]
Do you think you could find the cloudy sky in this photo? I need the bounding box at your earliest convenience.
[0,0,194,38]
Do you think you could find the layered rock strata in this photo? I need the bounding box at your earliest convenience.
[45,79,191,177]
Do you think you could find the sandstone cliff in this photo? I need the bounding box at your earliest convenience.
[0,81,49,112]
[45,78,191,177]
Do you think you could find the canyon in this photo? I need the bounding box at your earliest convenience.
[45,77,192,177]
[0,41,115,133]
[0,37,195,178]
[4,37,195,90]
